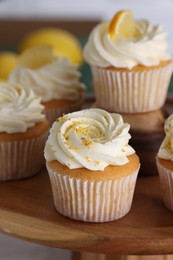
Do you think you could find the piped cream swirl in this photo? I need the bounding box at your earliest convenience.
[83,19,170,69]
[8,58,85,102]
[0,82,45,133]
[44,108,135,171]
[158,115,173,161]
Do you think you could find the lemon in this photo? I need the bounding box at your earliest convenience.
[19,28,83,65]
[109,10,141,39]
[0,52,18,79]
[17,45,54,69]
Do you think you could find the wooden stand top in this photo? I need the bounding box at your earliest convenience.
[0,165,173,255]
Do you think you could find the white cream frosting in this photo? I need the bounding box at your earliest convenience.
[158,114,173,161]
[0,82,45,133]
[83,19,170,69]
[44,108,135,171]
[8,58,85,102]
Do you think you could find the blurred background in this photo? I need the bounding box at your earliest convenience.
[0,0,173,259]
[0,0,173,93]
[0,0,173,49]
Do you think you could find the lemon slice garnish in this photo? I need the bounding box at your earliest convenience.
[109,10,141,39]
[16,45,54,69]
[19,28,83,65]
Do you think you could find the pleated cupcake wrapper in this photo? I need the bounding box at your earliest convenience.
[156,158,173,211]
[44,96,85,125]
[0,131,49,181]
[91,62,173,113]
[47,163,139,222]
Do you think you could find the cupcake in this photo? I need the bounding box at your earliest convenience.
[8,45,85,125]
[156,114,173,211]
[0,82,49,180]
[44,108,140,222]
[83,10,173,113]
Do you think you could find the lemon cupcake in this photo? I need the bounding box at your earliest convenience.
[44,108,140,222]
[83,10,173,113]
[156,114,173,211]
[8,46,85,125]
[0,82,49,180]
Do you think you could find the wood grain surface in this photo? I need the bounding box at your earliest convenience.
[0,168,173,255]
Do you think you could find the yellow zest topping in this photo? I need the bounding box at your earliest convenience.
[63,133,69,141]
[81,137,92,148]
[85,156,91,162]
[95,161,100,165]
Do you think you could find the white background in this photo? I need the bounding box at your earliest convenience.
[0,0,173,52]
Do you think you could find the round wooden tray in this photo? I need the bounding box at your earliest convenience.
[0,169,173,255]
[0,95,173,255]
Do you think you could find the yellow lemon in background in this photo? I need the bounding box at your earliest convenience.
[0,52,18,79]
[19,28,83,65]
[109,10,141,39]
[17,45,55,69]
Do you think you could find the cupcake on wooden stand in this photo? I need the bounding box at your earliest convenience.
[8,45,85,126]
[156,114,173,211]
[83,10,173,176]
[0,82,49,180]
[45,108,140,222]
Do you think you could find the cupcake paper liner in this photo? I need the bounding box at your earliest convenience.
[0,131,48,181]
[91,62,173,113]
[44,95,85,125]
[156,158,173,211]
[47,163,139,222]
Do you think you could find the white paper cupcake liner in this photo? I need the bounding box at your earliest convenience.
[44,95,85,125]
[0,131,48,181]
[156,158,173,211]
[91,62,173,113]
[47,163,139,222]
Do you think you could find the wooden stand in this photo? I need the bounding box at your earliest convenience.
[1,167,173,255]
[72,252,171,260]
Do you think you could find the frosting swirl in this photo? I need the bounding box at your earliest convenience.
[83,19,170,69]
[158,114,173,161]
[44,108,135,171]
[9,58,85,102]
[0,82,45,133]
